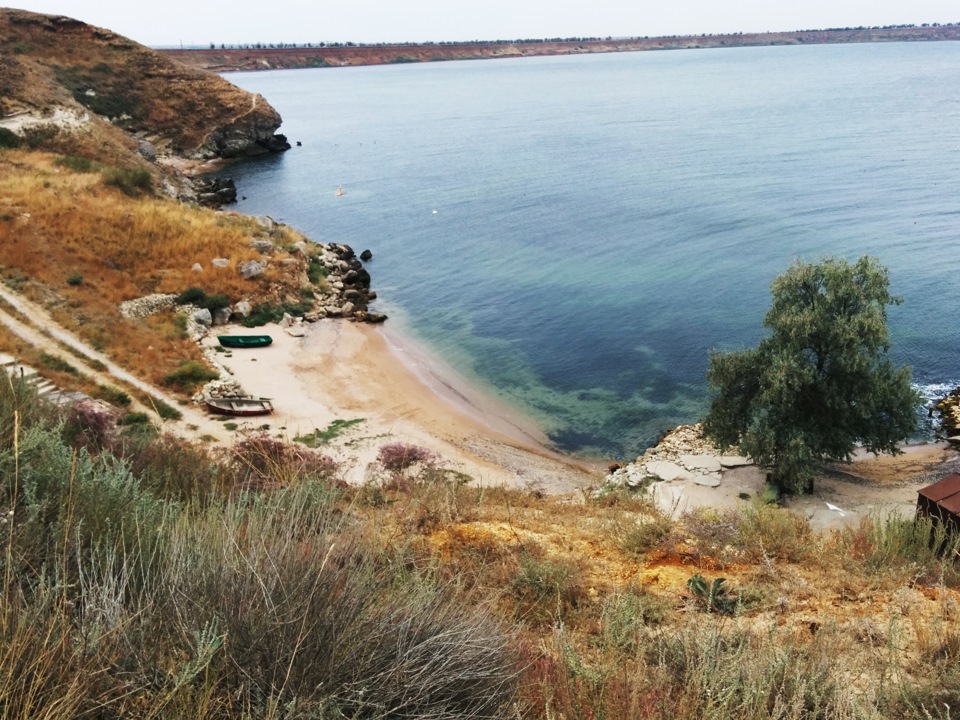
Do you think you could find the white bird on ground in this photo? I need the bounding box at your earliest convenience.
[825,502,847,517]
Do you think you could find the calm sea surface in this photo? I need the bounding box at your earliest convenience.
[223,42,960,459]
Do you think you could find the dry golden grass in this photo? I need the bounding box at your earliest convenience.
[0,150,312,388]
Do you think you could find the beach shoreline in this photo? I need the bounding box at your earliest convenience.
[204,318,604,491]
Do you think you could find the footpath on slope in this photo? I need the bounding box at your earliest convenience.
[0,287,232,442]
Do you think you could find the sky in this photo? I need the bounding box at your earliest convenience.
[5,0,959,47]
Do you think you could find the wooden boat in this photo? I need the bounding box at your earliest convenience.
[204,396,274,416]
[217,335,273,349]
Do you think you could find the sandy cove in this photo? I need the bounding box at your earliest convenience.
[203,320,604,491]
[203,319,960,527]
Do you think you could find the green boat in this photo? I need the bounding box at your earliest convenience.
[217,335,273,349]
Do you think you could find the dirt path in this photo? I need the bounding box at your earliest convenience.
[0,287,230,441]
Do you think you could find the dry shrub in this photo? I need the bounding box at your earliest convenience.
[60,398,118,453]
[511,550,585,625]
[736,502,816,563]
[377,441,435,472]
[117,429,222,502]
[227,432,340,488]
[617,512,673,558]
[836,513,960,587]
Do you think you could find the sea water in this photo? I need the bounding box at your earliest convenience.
[222,42,960,458]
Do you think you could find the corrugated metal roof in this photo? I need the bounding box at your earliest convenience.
[918,474,960,512]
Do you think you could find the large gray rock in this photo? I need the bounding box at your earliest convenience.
[720,455,753,468]
[250,239,274,255]
[341,301,355,316]
[212,307,232,326]
[239,260,266,279]
[691,473,722,488]
[645,461,694,483]
[679,454,722,473]
[192,308,213,327]
[232,300,252,319]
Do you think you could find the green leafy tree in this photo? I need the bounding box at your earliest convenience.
[703,256,919,494]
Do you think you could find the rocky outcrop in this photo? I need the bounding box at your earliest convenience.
[938,387,960,439]
[193,176,237,206]
[306,242,385,324]
[195,98,290,159]
[606,423,752,491]
[0,9,290,167]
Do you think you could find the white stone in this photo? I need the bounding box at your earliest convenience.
[285,326,306,337]
[679,454,722,472]
[191,263,203,272]
[645,460,694,483]
[211,258,230,268]
[691,473,722,487]
[192,308,212,327]
[720,455,753,468]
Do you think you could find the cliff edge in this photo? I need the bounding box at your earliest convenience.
[0,9,289,163]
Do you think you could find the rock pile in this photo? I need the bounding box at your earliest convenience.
[937,387,960,441]
[606,424,752,491]
[119,293,178,319]
[306,242,387,324]
[192,379,245,403]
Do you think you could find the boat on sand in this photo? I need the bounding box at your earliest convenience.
[217,335,273,349]
[204,396,274,416]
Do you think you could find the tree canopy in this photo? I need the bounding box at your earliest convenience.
[702,256,919,494]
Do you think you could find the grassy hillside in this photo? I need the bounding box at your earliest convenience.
[0,9,288,162]
[3,11,960,719]
[0,149,319,390]
[4,378,960,717]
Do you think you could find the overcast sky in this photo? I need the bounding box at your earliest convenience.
[5,1,959,47]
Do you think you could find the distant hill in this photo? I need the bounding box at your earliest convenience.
[162,25,960,72]
[0,8,289,170]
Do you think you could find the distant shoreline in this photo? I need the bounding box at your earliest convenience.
[161,26,960,73]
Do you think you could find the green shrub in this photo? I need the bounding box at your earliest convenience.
[66,272,83,286]
[175,287,207,305]
[149,396,182,421]
[118,412,149,426]
[38,352,77,374]
[102,166,152,196]
[162,360,219,391]
[94,385,131,406]
[307,256,329,284]
[0,127,22,149]
[56,155,98,173]
[241,302,283,327]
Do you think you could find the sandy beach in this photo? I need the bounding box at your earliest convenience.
[200,318,960,529]
[203,319,604,491]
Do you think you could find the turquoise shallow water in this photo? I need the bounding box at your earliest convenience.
[222,42,960,458]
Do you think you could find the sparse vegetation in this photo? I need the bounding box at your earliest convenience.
[162,359,219,391]
[0,378,959,716]
[102,165,153,196]
[294,417,364,446]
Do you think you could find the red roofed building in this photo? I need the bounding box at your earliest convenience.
[917,473,960,533]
